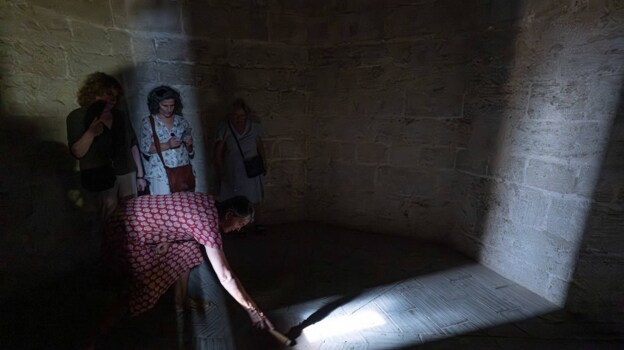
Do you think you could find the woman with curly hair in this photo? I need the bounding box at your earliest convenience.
[66,72,147,220]
[140,85,195,194]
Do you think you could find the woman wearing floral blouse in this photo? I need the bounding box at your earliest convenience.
[140,85,195,195]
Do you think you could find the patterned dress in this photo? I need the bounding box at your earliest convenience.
[140,114,194,194]
[104,192,221,315]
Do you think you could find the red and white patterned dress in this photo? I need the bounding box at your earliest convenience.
[104,192,221,315]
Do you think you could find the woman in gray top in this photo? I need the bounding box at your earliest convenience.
[214,99,267,205]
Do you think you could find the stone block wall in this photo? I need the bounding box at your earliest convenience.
[304,0,518,240]
[0,0,136,299]
[1,0,622,322]
[0,0,311,298]
[113,1,311,222]
[447,1,624,319]
[301,0,623,320]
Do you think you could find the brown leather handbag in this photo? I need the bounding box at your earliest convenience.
[149,116,195,193]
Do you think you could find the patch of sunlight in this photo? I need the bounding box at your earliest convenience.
[303,310,386,342]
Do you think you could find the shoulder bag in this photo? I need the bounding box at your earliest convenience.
[149,115,195,193]
[228,121,265,178]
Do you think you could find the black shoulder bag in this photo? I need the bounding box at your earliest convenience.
[228,122,265,178]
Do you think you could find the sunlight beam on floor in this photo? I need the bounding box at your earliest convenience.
[302,310,386,342]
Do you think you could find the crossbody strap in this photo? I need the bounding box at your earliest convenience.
[227,121,247,161]
[149,115,169,169]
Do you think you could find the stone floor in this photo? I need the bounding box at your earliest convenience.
[224,223,623,350]
[2,223,622,349]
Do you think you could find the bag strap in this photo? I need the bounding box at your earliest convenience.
[227,121,247,161]
[149,115,170,170]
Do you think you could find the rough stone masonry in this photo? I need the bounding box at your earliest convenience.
[0,0,622,323]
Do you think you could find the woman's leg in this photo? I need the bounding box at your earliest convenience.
[98,182,119,221]
[175,270,191,349]
[116,172,137,201]
[175,270,191,309]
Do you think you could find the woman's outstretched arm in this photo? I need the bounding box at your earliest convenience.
[204,245,273,329]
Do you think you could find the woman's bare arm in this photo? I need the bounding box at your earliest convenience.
[205,245,258,310]
[148,137,179,154]
[131,145,147,191]
[70,119,102,159]
[204,245,272,328]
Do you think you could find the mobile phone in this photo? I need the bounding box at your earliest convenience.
[86,100,107,120]
[84,100,107,129]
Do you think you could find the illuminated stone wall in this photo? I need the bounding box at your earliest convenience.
[446,1,624,319]
[1,0,621,322]
[300,0,623,320]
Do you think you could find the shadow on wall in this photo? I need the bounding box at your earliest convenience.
[300,1,525,244]
[194,64,242,195]
[181,1,271,198]
[0,112,91,298]
[0,101,98,348]
[449,13,525,251]
[428,3,524,250]
[566,78,624,323]
[0,61,149,346]
[203,65,251,196]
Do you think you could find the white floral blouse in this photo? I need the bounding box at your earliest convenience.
[140,114,194,184]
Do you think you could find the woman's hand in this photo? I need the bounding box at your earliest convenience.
[183,135,194,156]
[136,178,147,191]
[183,135,193,147]
[167,136,182,149]
[246,308,274,330]
[205,246,274,331]
[87,118,104,137]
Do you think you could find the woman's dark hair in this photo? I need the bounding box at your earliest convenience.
[77,72,123,107]
[215,196,254,221]
[147,85,183,115]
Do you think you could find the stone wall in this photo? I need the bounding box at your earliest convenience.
[304,1,517,241]
[1,0,622,322]
[301,0,623,320]
[1,0,135,299]
[0,0,310,298]
[450,1,623,319]
[117,1,310,222]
